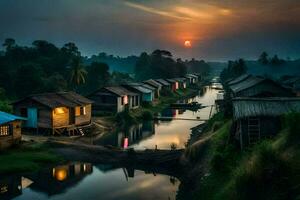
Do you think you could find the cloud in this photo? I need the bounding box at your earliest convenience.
[124,1,191,20]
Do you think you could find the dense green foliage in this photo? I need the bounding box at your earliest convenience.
[86,52,138,73]
[193,113,300,200]
[0,38,136,102]
[220,58,247,82]
[134,50,210,81]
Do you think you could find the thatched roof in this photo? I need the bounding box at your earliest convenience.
[228,74,251,85]
[233,97,300,119]
[229,76,264,93]
[13,92,93,108]
[0,111,26,125]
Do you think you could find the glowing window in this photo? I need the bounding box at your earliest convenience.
[0,125,10,136]
[122,95,128,105]
[75,106,86,116]
[54,107,67,114]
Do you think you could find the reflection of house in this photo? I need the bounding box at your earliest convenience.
[228,75,294,98]
[28,163,92,196]
[143,79,162,98]
[0,176,22,200]
[88,86,140,113]
[0,111,26,150]
[122,83,154,102]
[12,92,93,135]
[118,122,155,148]
[232,97,300,148]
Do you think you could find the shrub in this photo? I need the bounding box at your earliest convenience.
[141,110,153,120]
[115,110,136,126]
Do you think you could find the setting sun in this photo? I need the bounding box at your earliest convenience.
[184,40,192,48]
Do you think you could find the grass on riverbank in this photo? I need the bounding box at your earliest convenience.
[190,112,300,200]
[0,143,63,174]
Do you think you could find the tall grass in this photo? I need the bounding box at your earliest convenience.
[0,144,63,174]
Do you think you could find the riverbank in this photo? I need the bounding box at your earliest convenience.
[0,142,63,174]
[179,112,300,200]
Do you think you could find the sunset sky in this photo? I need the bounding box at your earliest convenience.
[1,0,300,60]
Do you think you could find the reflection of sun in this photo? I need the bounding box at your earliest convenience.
[184,40,192,48]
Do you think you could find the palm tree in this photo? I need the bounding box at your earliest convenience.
[69,57,87,90]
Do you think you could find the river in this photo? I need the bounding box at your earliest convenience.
[2,83,221,200]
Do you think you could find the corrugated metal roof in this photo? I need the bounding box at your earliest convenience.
[131,85,152,93]
[155,79,170,86]
[13,92,93,108]
[166,79,177,83]
[233,97,300,119]
[173,78,186,82]
[143,79,162,88]
[186,74,198,78]
[141,84,156,91]
[228,74,251,85]
[0,111,26,125]
[104,86,138,96]
[230,76,264,93]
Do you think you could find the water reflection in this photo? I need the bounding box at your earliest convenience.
[4,162,179,200]
[92,86,219,150]
[93,121,155,149]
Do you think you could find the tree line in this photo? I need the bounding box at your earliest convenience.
[134,50,210,81]
[0,39,211,104]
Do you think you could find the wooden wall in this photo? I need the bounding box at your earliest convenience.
[0,121,22,150]
[13,100,52,129]
[75,104,92,125]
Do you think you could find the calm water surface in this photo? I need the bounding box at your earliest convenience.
[4,163,179,200]
[93,86,219,150]
[2,84,221,200]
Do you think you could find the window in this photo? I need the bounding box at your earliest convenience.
[0,125,11,136]
[54,107,67,114]
[121,95,128,105]
[75,106,86,116]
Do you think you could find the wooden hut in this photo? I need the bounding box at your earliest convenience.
[232,97,300,148]
[165,79,179,92]
[88,86,140,113]
[229,76,294,97]
[0,111,26,150]
[12,92,93,135]
[184,74,198,84]
[155,79,171,91]
[122,83,154,102]
[143,79,162,98]
[174,78,187,89]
